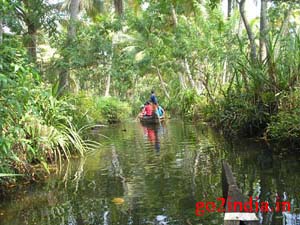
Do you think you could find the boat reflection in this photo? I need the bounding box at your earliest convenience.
[141,123,166,152]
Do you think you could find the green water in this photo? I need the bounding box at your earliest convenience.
[0,120,300,225]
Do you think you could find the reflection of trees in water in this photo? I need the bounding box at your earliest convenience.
[225,140,300,225]
[2,122,300,225]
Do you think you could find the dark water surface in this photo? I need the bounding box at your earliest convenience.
[1,120,300,225]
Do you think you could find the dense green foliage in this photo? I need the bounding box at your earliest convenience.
[267,90,300,145]
[75,94,131,124]
[1,0,300,183]
[205,92,269,136]
[0,38,99,182]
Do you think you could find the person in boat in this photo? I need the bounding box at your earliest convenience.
[150,90,159,113]
[138,104,145,118]
[156,105,164,117]
[143,101,153,117]
[150,90,158,105]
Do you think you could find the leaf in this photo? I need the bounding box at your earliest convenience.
[41,161,50,174]
[51,81,59,97]
[121,46,136,54]
[135,50,145,62]
[0,173,23,177]
[112,197,124,205]
[112,32,136,44]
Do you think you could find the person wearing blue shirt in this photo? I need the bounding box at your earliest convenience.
[150,90,158,105]
[156,105,164,117]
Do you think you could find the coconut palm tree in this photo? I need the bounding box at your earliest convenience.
[58,0,125,94]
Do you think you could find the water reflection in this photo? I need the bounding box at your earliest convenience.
[141,123,166,152]
[0,121,300,225]
[284,212,300,225]
[226,137,300,225]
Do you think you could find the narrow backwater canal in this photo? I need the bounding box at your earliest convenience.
[0,120,300,225]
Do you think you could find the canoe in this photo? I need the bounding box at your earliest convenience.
[139,114,164,124]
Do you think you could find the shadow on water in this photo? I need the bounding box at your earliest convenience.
[0,120,300,225]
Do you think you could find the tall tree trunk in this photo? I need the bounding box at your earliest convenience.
[179,73,187,90]
[197,63,205,94]
[27,24,37,62]
[0,18,3,44]
[58,0,80,95]
[171,4,200,94]
[199,73,215,104]
[237,15,243,37]
[155,66,170,100]
[183,58,200,95]
[68,0,80,38]
[113,0,124,16]
[22,0,37,62]
[104,0,124,97]
[259,0,268,62]
[104,74,111,97]
[171,4,186,91]
[58,68,69,96]
[227,0,232,18]
[238,0,257,62]
[105,35,115,97]
[232,0,237,11]
[171,4,178,26]
[222,59,227,84]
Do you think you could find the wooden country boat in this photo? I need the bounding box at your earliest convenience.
[139,113,164,124]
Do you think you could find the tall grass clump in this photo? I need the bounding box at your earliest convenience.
[0,38,97,184]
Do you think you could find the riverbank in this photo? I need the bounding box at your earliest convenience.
[203,91,300,149]
[163,88,300,150]
[0,91,131,186]
[0,41,131,185]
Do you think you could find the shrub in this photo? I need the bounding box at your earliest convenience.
[267,90,300,145]
[0,38,97,183]
[170,89,207,119]
[74,93,131,124]
[204,92,269,136]
[73,92,105,125]
[267,110,300,145]
[95,97,131,123]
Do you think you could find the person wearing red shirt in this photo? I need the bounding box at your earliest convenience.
[143,101,153,116]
